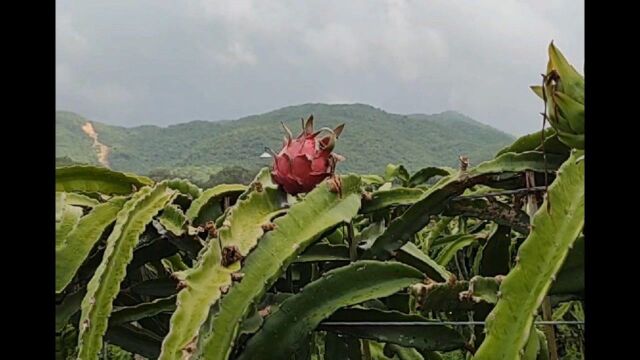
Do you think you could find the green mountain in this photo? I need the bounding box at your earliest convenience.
[56,103,514,176]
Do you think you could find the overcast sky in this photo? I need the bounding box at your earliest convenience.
[56,0,584,135]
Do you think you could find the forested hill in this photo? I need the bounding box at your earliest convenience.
[56,103,514,176]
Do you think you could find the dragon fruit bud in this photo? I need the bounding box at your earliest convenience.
[271,115,345,195]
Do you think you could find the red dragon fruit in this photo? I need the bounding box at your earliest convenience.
[270,115,344,195]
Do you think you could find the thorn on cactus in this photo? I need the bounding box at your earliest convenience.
[183,337,198,356]
[231,272,245,282]
[261,222,277,232]
[448,274,458,285]
[176,280,188,291]
[328,175,343,198]
[253,181,264,193]
[204,221,217,238]
[259,306,272,318]
[221,245,244,267]
[459,155,470,171]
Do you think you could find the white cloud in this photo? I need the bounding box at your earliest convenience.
[213,41,258,66]
[56,10,88,57]
[56,0,584,135]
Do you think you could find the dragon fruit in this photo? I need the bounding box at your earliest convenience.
[270,115,344,195]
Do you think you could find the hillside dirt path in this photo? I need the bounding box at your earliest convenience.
[81,122,111,168]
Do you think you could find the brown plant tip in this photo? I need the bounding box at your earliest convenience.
[259,306,272,318]
[231,272,245,282]
[254,181,264,193]
[261,222,277,232]
[204,221,218,237]
[170,271,181,280]
[221,245,244,267]
[220,284,230,294]
[458,155,470,171]
[328,175,343,198]
[458,290,473,302]
[182,336,198,356]
[463,342,477,355]
[447,273,458,285]
[176,280,188,291]
[410,283,429,308]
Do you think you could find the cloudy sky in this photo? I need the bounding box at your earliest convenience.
[56,0,584,135]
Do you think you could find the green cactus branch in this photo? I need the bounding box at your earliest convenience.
[105,324,162,359]
[56,200,83,248]
[408,167,453,187]
[194,175,362,360]
[110,296,177,326]
[395,242,452,282]
[158,204,188,236]
[320,307,465,353]
[62,192,102,208]
[473,150,584,360]
[361,187,425,213]
[158,183,284,360]
[496,128,556,157]
[444,197,530,235]
[237,261,425,360]
[164,178,202,199]
[185,184,247,226]
[56,165,154,195]
[362,151,566,261]
[56,196,128,293]
[77,184,176,359]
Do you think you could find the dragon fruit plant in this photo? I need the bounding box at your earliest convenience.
[55,43,584,360]
[530,42,584,150]
[270,115,345,195]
